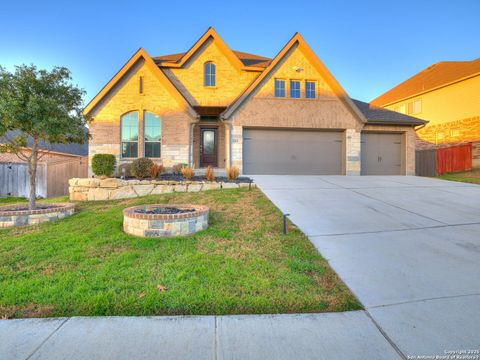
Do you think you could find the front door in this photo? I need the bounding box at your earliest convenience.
[200,128,218,167]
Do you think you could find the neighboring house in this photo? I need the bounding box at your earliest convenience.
[84,27,425,176]
[371,58,480,147]
[0,130,88,197]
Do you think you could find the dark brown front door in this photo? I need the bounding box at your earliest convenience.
[200,128,218,167]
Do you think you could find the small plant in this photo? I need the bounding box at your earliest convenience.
[172,163,188,175]
[131,158,154,179]
[181,166,195,180]
[149,163,165,178]
[205,166,215,181]
[226,166,240,180]
[117,163,132,178]
[92,154,116,178]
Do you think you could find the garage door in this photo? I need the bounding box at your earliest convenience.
[361,133,402,175]
[243,129,343,175]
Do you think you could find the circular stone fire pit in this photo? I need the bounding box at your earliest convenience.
[123,204,209,238]
[0,203,75,228]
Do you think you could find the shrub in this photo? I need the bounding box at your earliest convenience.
[131,158,154,179]
[172,163,187,175]
[226,166,240,180]
[205,166,215,181]
[91,154,116,178]
[117,163,132,178]
[150,163,165,178]
[181,166,195,180]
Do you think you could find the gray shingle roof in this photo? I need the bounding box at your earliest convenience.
[352,99,428,126]
[0,129,89,156]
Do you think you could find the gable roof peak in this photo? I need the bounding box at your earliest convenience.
[155,27,266,71]
[221,32,367,123]
[83,47,196,117]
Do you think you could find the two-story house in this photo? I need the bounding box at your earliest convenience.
[371,58,480,146]
[84,28,425,176]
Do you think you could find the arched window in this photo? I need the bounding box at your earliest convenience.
[144,112,161,158]
[204,62,216,87]
[121,111,138,158]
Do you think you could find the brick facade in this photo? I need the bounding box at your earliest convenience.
[84,30,418,176]
[165,38,259,107]
[88,59,195,175]
[416,116,480,146]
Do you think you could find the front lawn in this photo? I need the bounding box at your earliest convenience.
[438,169,480,184]
[0,197,27,205]
[0,188,360,318]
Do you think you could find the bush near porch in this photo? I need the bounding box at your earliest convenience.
[0,188,360,318]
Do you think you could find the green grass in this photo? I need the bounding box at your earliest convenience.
[438,169,480,184]
[0,197,28,205]
[0,188,361,318]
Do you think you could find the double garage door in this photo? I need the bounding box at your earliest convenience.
[242,129,402,175]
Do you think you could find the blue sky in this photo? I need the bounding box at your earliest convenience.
[1,0,478,104]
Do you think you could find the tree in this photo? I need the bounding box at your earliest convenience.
[0,65,90,210]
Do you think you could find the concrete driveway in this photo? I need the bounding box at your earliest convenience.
[253,175,480,358]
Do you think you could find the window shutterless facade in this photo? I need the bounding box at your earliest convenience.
[121,112,139,158]
[290,80,301,98]
[274,79,286,97]
[204,62,216,87]
[144,112,161,158]
[305,81,316,99]
[412,99,422,114]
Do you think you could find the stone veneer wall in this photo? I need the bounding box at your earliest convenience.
[123,204,209,237]
[345,129,361,175]
[416,116,480,145]
[69,178,255,202]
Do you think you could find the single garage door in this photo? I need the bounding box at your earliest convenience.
[243,129,343,175]
[361,133,402,175]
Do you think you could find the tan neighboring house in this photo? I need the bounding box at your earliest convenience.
[371,58,480,151]
[84,28,426,176]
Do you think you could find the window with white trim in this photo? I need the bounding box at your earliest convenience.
[144,112,161,158]
[305,81,316,99]
[204,62,216,87]
[121,112,139,158]
[290,80,301,98]
[274,79,286,97]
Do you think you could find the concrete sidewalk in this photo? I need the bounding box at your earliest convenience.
[1,312,402,360]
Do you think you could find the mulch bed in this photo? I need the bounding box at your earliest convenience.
[123,174,253,184]
[0,205,60,212]
[134,207,196,215]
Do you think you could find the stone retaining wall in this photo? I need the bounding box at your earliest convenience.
[69,178,255,201]
[0,203,75,228]
[123,204,209,237]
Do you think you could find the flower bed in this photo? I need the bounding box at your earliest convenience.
[69,178,255,201]
[123,204,209,237]
[0,203,75,228]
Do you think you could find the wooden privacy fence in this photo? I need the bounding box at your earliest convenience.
[0,162,47,197]
[0,157,87,198]
[416,143,472,177]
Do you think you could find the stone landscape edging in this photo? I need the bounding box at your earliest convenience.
[0,203,75,228]
[69,178,255,201]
